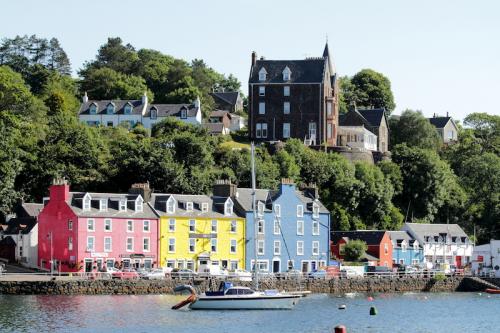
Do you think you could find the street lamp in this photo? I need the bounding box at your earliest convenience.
[47,232,53,276]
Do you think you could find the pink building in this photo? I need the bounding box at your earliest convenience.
[38,179,158,272]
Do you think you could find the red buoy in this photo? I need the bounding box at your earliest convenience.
[334,325,347,333]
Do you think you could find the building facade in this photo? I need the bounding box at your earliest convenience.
[427,115,459,144]
[152,184,245,272]
[38,180,159,272]
[78,93,202,129]
[331,231,393,268]
[235,180,330,273]
[471,240,500,277]
[248,43,339,146]
[388,231,424,267]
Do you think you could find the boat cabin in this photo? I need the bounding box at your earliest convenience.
[206,282,255,296]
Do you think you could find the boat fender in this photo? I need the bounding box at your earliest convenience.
[338,304,346,310]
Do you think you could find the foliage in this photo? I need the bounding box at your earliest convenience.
[390,110,441,150]
[343,240,368,262]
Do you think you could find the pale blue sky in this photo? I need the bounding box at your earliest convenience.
[2,0,499,121]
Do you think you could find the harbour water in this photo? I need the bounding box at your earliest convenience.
[0,293,498,333]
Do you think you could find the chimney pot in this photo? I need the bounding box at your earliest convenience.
[251,51,257,66]
[82,92,88,103]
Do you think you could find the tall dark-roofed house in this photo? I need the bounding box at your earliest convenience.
[427,113,459,144]
[248,43,339,146]
[210,90,244,113]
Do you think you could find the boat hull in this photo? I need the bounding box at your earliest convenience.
[189,295,301,310]
[485,288,500,294]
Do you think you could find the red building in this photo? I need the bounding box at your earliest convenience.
[38,179,159,273]
[330,230,393,268]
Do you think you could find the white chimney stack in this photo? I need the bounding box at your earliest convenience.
[82,92,88,103]
[194,96,201,108]
[141,91,148,105]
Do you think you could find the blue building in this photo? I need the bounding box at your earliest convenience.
[388,231,424,267]
[234,179,330,273]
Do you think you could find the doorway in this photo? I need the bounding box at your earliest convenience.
[272,259,281,273]
[301,261,309,273]
[84,259,93,273]
[309,122,317,143]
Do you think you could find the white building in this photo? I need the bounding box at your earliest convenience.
[78,92,202,129]
[402,223,473,269]
[471,240,500,277]
[337,126,378,151]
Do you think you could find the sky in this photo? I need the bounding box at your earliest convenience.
[1,0,499,121]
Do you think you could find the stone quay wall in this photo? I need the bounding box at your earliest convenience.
[0,276,493,295]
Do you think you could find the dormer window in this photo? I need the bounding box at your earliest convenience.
[257,201,265,217]
[201,202,209,212]
[274,204,281,217]
[106,103,115,114]
[224,198,234,216]
[259,67,267,81]
[166,196,176,214]
[83,194,91,211]
[124,103,132,115]
[413,241,419,251]
[150,107,158,120]
[99,199,107,211]
[312,202,320,218]
[180,107,188,119]
[119,199,127,212]
[282,66,291,81]
[186,202,193,212]
[135,196,144,212]
[401,241,407,252]
[89,103,97,114]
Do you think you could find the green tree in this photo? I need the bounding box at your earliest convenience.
[273,150,300,182]
[390,109,441,150]
[80,37,139,76]
[343,240,368,262]
[463,112,500,155]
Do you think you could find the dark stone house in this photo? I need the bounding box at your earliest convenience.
[248,43,339,146]
[210,91,243,113]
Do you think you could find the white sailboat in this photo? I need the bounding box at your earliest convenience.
[172,142,301,310]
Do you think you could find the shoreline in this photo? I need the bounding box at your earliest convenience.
[1,276,498,295]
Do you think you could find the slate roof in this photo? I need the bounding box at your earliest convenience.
[1,217,37,235]
[146,104,198,118]
[204,122,227,135]
[210,110,230,118]
[19,203,43,218]
[67,192,158,219]
[388,231,420,248]
[249,59,327,84]
[404,223,468,240]
[357,109,386,127]
[79,100,144,115]
[331,230,387,245]
[149,193,241,219]
[339,109,373,128]
[428,117,451,129]
[210,92,240,106]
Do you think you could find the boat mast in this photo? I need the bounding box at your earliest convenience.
[251,142,259,291]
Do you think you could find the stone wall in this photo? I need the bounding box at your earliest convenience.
[0,276,486,295]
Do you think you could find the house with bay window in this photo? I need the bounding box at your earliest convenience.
[234,179,330,273]
[151,180,245,272]
[37,180,159,272]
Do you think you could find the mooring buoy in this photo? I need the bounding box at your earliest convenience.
[370,306,378,316]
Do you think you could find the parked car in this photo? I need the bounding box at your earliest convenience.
[112,268,139,280]
[309,269,327,279]
[143,269,166,280]
[340,269,357,278]
[285,269,303,278]
[173,269,197,278]
[233,269,252,281]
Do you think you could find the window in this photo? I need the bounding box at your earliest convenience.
[168,219,175,232]
[189,220,196,233]
[283,102,290,114]
[211,238,217,252]
[180,108,187,119]
[86,236,95,252]
[166,197,176,214]
[224,198,233,215]
[259,67,267,81]
[312,220,320,235]
[251,260,269,271]
[104,237,112,252]
[230,220,237,233]
[135,198,143,212]
[89,104,97,114]
[211,220,217,233]
[230,261,239,271]
[297,205,304,217]
[104,219,112,232]
[313,203,320,218]
[257,240,265,255]
[284,86,290,96]
[106,121,113,127]
[257,201,265,216]
[384,243,389,254]
[274,204,281,217]
[412,259,419,265]
[230,239,237,254]
[282,66,291,81]
[259,102,265,115]
[150,107,158,120]
[68,237,73,251]
[143,220,150,232]
[124,103,132,115]
[259,86,265,96]
[327,123,333,139]
[297,241,304,255]
[297,220,304,235]
[256,123,268,138]
[83,197,91,211]
[274,240,281,255]
[258,219,265,234]
[127,220,134,232]
[283,123,290,138]
[413,242,419,251]
[274,219,280,235]
[119,199,126,212]
[201,202,209,212]
[327,102,332,116]
[186,202,193,212]
[107,103,115,114]
[87,219,95,232]
[126,237,133,252]
[100,199,107,211]
[312,241,319,255]
[188,238,195,253]
[168,238,175,252]
[68,220,73,230]
[287,260,294,270]
[402,242,407,252]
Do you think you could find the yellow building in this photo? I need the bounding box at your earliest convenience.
[151,191,245,271]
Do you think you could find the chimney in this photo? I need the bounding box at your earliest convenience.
[82,92,88,103]
[348,101,357,113]
[129,182,152,202]
[279,178,296,194]
[446,111,449,117]
[194,96,201,108]
[141,91,148,105]
[49,177,70,202]
[251,51,257,66]
[260,56,265,60]
[300,183,319,199]
[213,179,237,198]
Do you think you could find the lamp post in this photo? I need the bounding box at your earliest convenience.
[48,232,53,276]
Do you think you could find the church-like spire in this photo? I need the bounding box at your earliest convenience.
[322,41,336,75]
